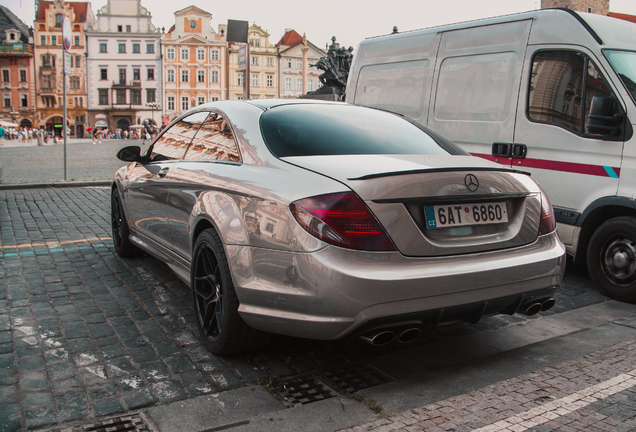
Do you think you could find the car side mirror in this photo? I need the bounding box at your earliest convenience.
[117,146,142,163]
[586,94,622,136]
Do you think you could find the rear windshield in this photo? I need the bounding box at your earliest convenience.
[260,104,465,157]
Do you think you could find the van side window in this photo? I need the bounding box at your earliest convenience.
[184,112,241,162]
[149,112,209,162]
[528,51,613,135]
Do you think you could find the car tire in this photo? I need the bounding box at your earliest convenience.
[111,189,140,257]
[192,228,270,354]
[587,216,636,303]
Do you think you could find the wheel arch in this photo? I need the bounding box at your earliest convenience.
[575,197,636,265]
[191,216,220,253]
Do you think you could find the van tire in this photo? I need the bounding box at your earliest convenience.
[587,217,636,303]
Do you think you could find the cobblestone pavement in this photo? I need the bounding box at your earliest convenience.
[0,186,634,432]
[0,139,146,185]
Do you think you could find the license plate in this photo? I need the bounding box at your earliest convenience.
[425,202,508,229]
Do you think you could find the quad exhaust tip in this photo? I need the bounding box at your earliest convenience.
[521,297,556,316]
[360,327,422,346]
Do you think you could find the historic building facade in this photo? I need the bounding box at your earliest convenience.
[276,29,325,99]
[0,6,36,129]
[161,6,227,122]
[33,0,94,136]
[227,24,278,100]
[86,0,162,131]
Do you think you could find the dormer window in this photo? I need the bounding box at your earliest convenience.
[55,14,64,27]
[9,33,15,40]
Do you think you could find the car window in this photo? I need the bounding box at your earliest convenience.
[260,104,458,157]
[183,112,241,162]
[528,51,613,135]
[148,112,209,162]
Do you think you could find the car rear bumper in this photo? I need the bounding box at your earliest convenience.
[228,231,566,340]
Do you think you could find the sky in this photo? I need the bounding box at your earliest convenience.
[3,0,636,50]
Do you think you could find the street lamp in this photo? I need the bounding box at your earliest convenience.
[146,102,160,126]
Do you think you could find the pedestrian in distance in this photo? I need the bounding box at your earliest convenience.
[94,128,103,144]
[0,125,4,145]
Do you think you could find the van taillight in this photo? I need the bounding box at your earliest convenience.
[538,186,556,235]
[290,193,396,251]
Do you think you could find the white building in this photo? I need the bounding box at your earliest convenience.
[276,29,325,98]
[85,0,162,131]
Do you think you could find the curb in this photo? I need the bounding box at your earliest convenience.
[0,180,112,190]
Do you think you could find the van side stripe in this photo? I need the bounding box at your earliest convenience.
[471,154,621,178]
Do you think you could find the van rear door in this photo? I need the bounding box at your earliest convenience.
[427,19,532,165]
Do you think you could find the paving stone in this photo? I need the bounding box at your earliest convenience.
[0,403,22,432]
[79,365,109,386]
[209,371,244,390]
[106,357,137,377]
[92,398,125,416]
[0,353,15,369]
[52,377,82,395]
[0,369,16,385]
[20,371,48,391]
[22,391,53,407]
[163,353,195,374]
[44,348,69,365]
[17,356,45,372]
[88,383,118,401]
[48,363,75,381]
[16,346,42,359]
[118,375,145,391]
[123,387,157,410]
[141,363,170,383]
[150,380,187,404]
[55,392,89,422]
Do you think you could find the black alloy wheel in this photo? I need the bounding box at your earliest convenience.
[111,189,140,257]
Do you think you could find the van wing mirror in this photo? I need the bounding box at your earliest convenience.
[116,146,142,163]
[586,94,623,136]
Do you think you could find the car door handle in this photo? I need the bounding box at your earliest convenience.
[492,143,511,157]
[512,144,527,158]
[157,167,169,178]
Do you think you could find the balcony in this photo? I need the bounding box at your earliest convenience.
[112,80,130,88]
[0,43,34,56]
[131,80,141,88]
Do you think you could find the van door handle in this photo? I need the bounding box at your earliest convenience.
[512,144,527,158]
[157,167,169,178]
[492,143,511,157]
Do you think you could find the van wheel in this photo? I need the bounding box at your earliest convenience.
[587,217,636,303]
[191,228,270,355]
[111,189,140,257]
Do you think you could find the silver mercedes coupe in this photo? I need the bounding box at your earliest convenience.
[112,99,566,354]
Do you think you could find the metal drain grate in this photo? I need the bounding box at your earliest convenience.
[322,363,394,393]
[272,374,339,405]
[82,414,150,432]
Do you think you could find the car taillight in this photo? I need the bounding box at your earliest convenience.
[290,193,396,251]
[538,186,556,235]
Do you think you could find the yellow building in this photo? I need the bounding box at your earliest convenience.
[162,6,227,121]
[228,24,278,100]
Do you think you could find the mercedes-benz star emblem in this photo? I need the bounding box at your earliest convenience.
[465,174,479,192]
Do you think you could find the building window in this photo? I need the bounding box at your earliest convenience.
[267,57,273,67]
[297,78,302,91]
[249,38,260,47]
[197,49,204,60]
[40,35,46,46]
[266,74,273,87]
[181,70,189,82]
[252,56,258,66]
[211,49,219,60]
[55,14,63,26]
[237,72,243,86]
[133,43,140,53]
[78,97,83,107]
[212,97,219,102]
[211,70,218,83]
[147,68,154,80]
[132,90,141,105]
[167,96,175,111]
[74,35,79,46]
[119,69,126,85]
[285,59,292,68]
[167,48,174,59]
[197,70,205,82]
[296,59,302,69]
[99,42,107,53]
[118,43,126,53]
[181,49,189,60]
[197,96,205,105]
[3,95,10,108]
[285,77,292,90]
[167,69,174,82]
[147,43,154,54]
[51,35,57,46]
[252,74,258,86]
[42,75,51,88]
[133,68,140,80]
[2,70,8,82]
[308,79,314,91]
[21,94,27,107]
[116,89,126,104]
[146,89,156,103]
[117,25,123,32]
[75,56,81,68]
[70,76,80,89]
[19,70,27,82]
[126,25,131,32]
[99,89,108,105]
[181,96,189,111]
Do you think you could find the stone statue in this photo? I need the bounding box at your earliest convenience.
[303,36,354,101]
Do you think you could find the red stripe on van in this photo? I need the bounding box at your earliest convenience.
[471,153,620,178]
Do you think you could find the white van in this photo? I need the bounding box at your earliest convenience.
[346,8,636,301]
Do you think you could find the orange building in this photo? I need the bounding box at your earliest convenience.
[161,6,227,122]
